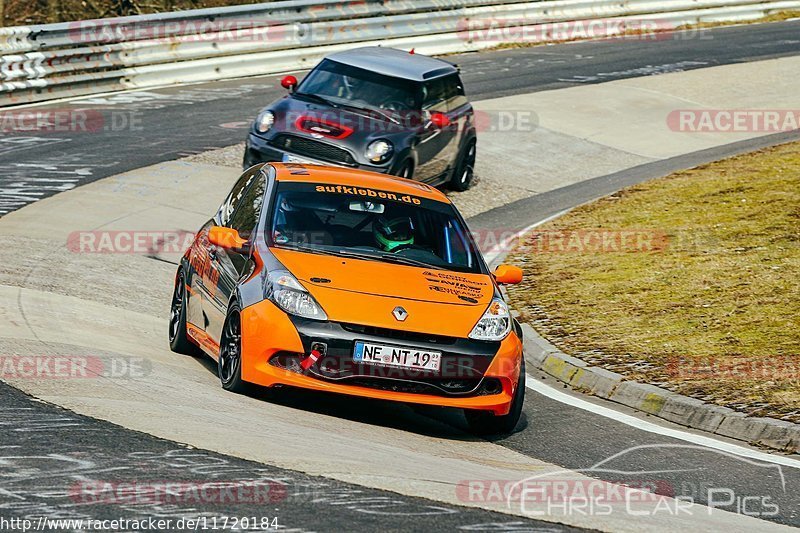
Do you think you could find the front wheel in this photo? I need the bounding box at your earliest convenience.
[169,269,200,356]
[465,359,525,436]
[395,160,414,179]
[218,303,251,394]
[449,139,476,192]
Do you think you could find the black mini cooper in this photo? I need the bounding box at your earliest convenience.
[244,46,477,191]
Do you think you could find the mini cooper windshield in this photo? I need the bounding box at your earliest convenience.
[269,182,482,273]
[295,59,420,119]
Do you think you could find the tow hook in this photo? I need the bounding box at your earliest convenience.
[301,342,327,371]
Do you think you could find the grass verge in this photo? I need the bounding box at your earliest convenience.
[507,141,800,423]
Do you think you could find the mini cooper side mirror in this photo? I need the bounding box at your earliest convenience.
[208,226,249,253]
[430,112,451,128]
[493,264,523,285]
[281,75,297,92]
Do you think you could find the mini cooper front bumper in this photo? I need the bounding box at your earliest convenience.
[245,133,404,175]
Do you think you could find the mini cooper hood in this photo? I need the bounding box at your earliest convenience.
[268,97,412,146]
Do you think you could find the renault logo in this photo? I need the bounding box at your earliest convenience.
[392,306,408,321]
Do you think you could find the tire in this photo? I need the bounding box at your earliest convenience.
[218,302,252,394]
[169,269,200,356]
[395,160,414,179]
[465,359,525,436]
[449,139,476,192]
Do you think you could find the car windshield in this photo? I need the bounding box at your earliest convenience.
[269,181,482,273]
[295,59,420,118]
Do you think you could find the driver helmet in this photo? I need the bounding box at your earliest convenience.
[374,216,414,252]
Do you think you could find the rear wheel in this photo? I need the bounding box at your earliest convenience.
[218,303,251,394]
[169,269,200,356]
[465,359,525,436]
[450,139,476,192]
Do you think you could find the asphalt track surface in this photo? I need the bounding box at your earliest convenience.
[0,19,799,532]
[0,384,581,533]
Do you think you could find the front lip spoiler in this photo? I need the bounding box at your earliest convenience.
[305,370,493,396]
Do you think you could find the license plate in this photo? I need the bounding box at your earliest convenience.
[353,341,441,372]
[282,153,315,165]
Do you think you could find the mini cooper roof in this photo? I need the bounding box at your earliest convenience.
[270,163,452,204]
[324,46,459,82]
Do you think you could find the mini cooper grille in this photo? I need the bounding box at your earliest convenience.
[271,134,356,165]
[341,323,458,345]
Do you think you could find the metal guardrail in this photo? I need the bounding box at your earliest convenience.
[1,0,797,106]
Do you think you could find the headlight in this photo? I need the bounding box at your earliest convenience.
[469,298,511,341]
[255,111,275,134]
[365,139,393,163]
[267,270,327,321]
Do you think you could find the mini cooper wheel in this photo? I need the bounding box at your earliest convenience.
[218,303,251,394]
[395,161,414,179]
[169,269,199,356]
[465,359,525,436]
[450,139,476,192]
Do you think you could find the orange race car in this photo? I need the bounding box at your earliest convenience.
[169,163,526,434]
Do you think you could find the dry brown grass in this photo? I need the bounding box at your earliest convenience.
[507,141,800,422]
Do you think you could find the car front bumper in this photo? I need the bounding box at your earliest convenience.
[240,299,523,415]
[245,133,398,174]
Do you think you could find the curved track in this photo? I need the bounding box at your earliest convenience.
[0,20,799,532]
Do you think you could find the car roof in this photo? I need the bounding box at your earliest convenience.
[270,163,452,204]
[324,46,458,82]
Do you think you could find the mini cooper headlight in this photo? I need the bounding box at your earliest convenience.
[267,270,327,321]
[255,110,275,134]
[469,298,511,341]
[365,139,393,163]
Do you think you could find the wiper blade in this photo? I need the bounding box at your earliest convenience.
[275,243,338,257]
[339,102,400,125]
[336,249,435,269]
[294,92,338,108]
[282,245,439,270]
[379,254,438,269]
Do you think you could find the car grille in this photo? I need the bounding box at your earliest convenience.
[270,134,356,165]
[269,353,503,397]
[341,323,458,345]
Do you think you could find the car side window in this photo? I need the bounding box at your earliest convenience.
[228,171,267,240]
[444,74,469,111]
[421,78,448,112]
[217,167,260,226]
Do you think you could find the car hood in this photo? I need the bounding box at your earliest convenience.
[272,248,494,336]
[267,96,413,148]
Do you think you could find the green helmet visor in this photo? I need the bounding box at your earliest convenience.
[375,217,414,251]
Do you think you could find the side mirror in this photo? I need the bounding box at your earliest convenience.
[430,112,451,128]
[208,226,249,253]
[493,264,523,285]
[280,75,297,92]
